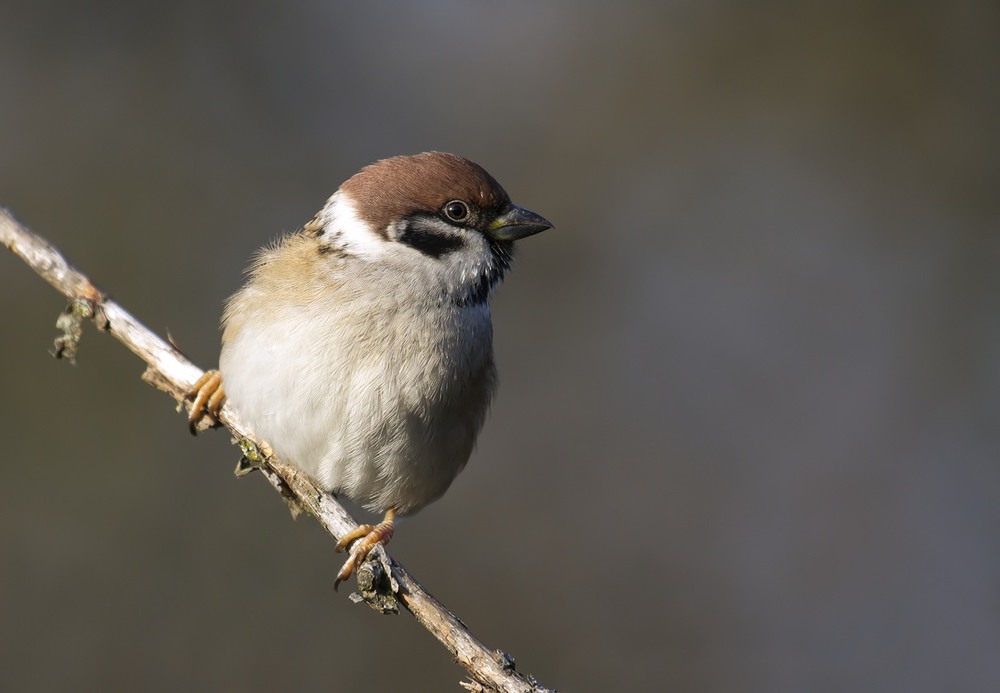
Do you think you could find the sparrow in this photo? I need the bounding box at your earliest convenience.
[188,152,552,589]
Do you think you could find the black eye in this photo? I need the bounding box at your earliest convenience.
[443,200,470,223]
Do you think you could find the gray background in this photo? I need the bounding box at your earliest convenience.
[2,2,998,691]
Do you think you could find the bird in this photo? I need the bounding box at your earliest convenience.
[187,152,552,589]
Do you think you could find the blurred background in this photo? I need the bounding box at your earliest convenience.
[1,2,998,691]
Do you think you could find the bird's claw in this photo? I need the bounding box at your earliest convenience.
[334,509,396,591]
[188,369,225,434]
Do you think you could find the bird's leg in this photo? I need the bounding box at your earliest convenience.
[334,507,396,591]
[188,369,225,434]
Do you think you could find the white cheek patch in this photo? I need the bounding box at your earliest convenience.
[317,192,386,260]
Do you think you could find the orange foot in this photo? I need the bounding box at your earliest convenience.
[188,370,225,434]
[334,507,396,591]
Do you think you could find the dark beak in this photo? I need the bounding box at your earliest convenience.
[487,204,553,241]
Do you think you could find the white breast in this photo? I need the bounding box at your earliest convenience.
[220,291,495,514]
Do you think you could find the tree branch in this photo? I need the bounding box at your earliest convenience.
[1,206,553,693]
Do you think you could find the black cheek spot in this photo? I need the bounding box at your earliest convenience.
[397,222,465,259]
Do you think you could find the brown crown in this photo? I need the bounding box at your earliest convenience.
[339,152,511,235]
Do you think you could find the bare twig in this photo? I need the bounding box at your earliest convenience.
[0,207,553,693]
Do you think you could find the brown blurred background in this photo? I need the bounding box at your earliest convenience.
[2,2,998,691]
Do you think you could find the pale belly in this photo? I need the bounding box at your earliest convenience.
[219,304,494,514]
